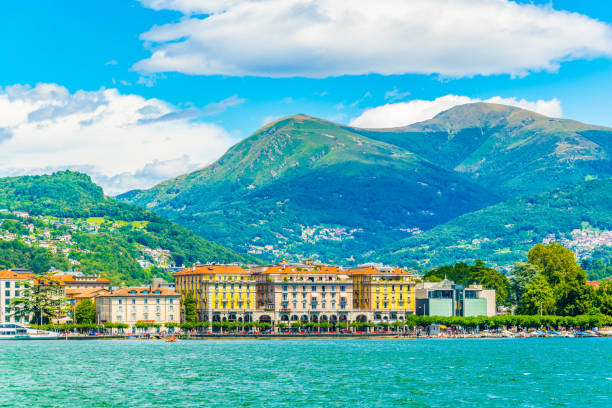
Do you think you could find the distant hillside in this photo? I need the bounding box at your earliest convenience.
[377,178,612,270]
[0,171,258,284]
[119,103,612,267]
[120,115,498,263]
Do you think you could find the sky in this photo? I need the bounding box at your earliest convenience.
[1,0,612,194]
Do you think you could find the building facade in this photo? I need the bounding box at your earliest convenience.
[415,280,496,317]
[0,269,33,324]
[96,287,180,328]
[347,264,417,322]
[174,265,256,322]
[253,262,355,325]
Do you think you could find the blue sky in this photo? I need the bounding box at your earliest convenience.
[1,0,612,193]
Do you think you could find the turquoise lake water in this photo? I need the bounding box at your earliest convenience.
[0,338,610,407]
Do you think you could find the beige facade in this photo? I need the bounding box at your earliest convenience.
[96,287,180,328]
[253,262,356,325]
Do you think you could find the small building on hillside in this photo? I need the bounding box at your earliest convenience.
[415,279,496,317]
[51,271,110,290]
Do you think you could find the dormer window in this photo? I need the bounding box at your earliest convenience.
[129,290,137,294]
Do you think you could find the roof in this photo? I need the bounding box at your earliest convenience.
[65,288,111,299]
[174,264,250,276]
[51,274,110,283]
[102,287,180,297]
[347,266,415,276]
[586,281,600,289]
[0,270,35,280]
[428,279,455,290]
[261,265,341,275]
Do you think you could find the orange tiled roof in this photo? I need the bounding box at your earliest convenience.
[0,270,35,280]
[174,264,250,276]
[347,266,415,276]
[586,281,600,289]
[51,274,110,283]
[103,287,180,297]
[65,288,111,298]
[261,265,341,275]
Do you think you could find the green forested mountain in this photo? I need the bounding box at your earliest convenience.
[0,171,258,284]
[119,103,612,271]
[119,114,498,263]
[378,178,612,270]
[356,103,612,197]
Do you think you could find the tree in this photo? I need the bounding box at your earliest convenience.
[509,262,542,305]
[470,260,509,306]
[8,273,68,325]
[520,275,555,315]
[75,298,96,324]
[527,243,587,287]
[596,281,612,316]
[183,293,197,323]
[554,283,595,316]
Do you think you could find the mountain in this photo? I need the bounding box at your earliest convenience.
[120,114,499,263]
[354,103,612,197]
[377,178,612,270]
[0,171,258,284]
[119,104,612,267]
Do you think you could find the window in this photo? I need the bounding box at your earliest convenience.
[144,298,148,304]
[169,315,174,321]
[118,299,123,305]
[282,293,288,300]
[131,298,136,305]
[169,298,174,304]
[116,316,122,322]
[311,286,316,292]
[144,306,149,312]
[5,282,9,288]
[156,314,161,321]
[169,305,174,311]
[156,298,160,304]
[331,285,335,291]
[144,313,149,320]
[340,286,346,291]
[321,285,326,292]
[156,305,161,312]
[5,290,10,297]
[282,285,288,291]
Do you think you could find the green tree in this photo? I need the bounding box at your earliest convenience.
[527,243,587,286]
[554,282,595,316]
[509,262,542,305]
[595,281,612,316]
[182,293,197,323]
[470,260,509,306]
[8,273,68,325]
[520,274,556,315]
[74,298,96,324]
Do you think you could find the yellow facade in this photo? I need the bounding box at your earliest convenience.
[349,266,416,314]
[174,265,256,320]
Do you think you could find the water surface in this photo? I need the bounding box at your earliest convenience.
[0,338,610,407]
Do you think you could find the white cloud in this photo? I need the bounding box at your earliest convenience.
[349,95,563,128]
[135,0,612,78]
[0,83,236,194]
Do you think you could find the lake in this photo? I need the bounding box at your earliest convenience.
[0,338,610,407]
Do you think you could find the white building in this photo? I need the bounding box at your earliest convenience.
[0,269,34,324]
[96,287,180,330]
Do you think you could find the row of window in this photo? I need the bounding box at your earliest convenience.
[281,285,346,292]
[114,314,175,322]
[281,292,345,300]
[117,305,174,312]
[280,300,347,310]
[115,298,175,305]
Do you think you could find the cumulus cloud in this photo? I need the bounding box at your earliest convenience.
[349,95,563,128]
[135,0,612,78]
[0,83,237,194]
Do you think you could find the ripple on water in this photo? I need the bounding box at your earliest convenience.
[0,338,610,407]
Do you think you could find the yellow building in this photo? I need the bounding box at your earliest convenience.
[174,264,256,323]
[348,264,417,322]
